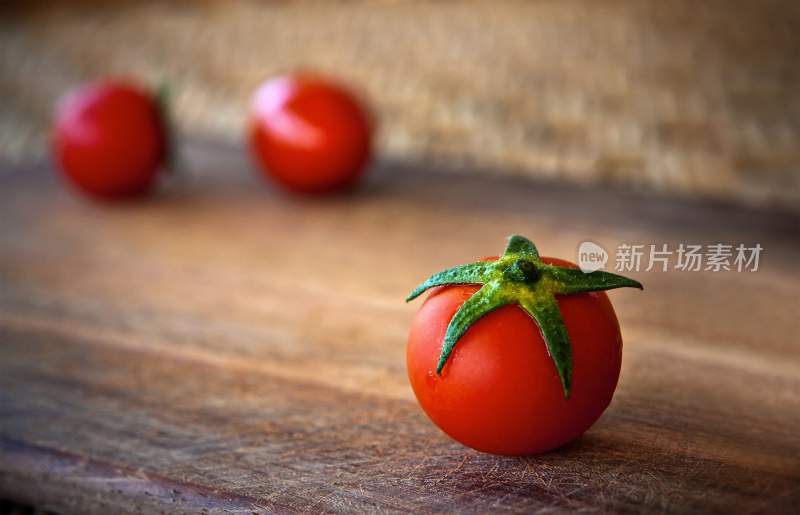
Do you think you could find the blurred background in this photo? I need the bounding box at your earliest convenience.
[1,3,800,513]
[1,0,799,209]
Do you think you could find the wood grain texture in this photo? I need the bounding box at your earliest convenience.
[0,141,799,514]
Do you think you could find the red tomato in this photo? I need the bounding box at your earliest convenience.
[53,81,166,199]
[407,257,623,455]
[249,75,373,194]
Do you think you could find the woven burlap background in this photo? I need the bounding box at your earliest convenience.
[1,0,798,209]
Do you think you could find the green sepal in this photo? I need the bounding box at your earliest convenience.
[519,296,572,398]
[548,266,643,295]
[436,284,508,373]
[405,262,487,302]
[504,235,539,258]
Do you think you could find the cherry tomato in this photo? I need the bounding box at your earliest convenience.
[407,257,623,455]
[53,80,166,199]
[249,75,373,194]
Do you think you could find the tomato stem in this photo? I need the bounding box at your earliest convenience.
[406,235,643,398]
[505,259,539,283]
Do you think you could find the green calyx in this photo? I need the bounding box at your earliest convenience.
[155,82,178,172]
[406,235,643,398]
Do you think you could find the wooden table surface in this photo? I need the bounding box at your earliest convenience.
[0,141,798,514]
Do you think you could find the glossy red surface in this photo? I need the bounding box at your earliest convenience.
[53,81,166,199]
[249,75,372,194]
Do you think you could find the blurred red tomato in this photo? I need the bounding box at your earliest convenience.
[249,75,373,194]
[53,80,166,199]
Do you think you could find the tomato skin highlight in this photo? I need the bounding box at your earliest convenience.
[407,257,623,455]
[53,81,166,199]
[248,75,373,194]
